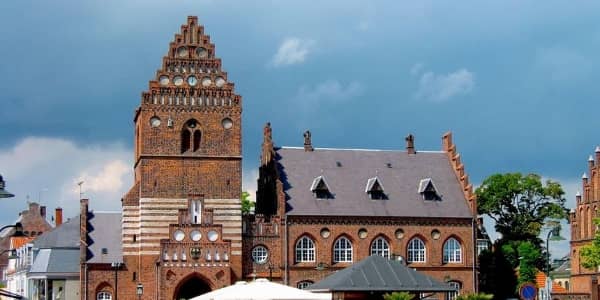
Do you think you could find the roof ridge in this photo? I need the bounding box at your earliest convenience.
[279,146,444,153]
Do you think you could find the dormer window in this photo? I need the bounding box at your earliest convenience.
[310,175,332,199]
[418,178,441,201]
[366,177,386,200]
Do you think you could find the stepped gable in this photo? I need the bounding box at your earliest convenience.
[139,16,241,111]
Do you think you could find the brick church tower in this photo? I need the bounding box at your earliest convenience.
[119,16,242,299]
[570,147,600,293]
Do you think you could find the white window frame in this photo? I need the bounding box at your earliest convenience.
[295,236,315,263]
[297,281,314,289]
[446,281,461,300]
[370,237,390,259]
[443,238,462,263]
[333,237,353,263]
[251,245,269,264]
[476,239,489,256]
[97,291,112,300]
[407,238,426,263]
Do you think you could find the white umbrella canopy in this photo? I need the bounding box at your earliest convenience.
[191,279,331,300]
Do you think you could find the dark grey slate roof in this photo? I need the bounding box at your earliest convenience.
[87,211,122,264]
[308,255,457,292]
[33,216,80,248]
[29,248,80,275]
[276,147,472,218]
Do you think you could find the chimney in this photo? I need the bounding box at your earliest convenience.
[303,130,314,152]
[55,208,63,226]
[40,206,46,218]
[405,134,415,155]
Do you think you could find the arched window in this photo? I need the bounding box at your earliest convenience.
[181,129,191,153]
[370,237,390,258]
[297,281,314,290]
[193,130,202,152]
[588,207,593,238]
[443,238,462,263]
[407,237,426,263]
[333,237,353,263]
[97,292,112,300]
[295,236,315,262]
[446,281,461,300]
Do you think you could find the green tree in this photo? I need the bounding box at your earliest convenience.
[476,173,567,299]
[241,191,255,215]
[580,218,600,269]
[456,293,494,300]
[517,241,540,286]
[476,173,567,244]
[383,292,414,300]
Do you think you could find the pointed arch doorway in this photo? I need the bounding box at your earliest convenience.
[173,273,212,300]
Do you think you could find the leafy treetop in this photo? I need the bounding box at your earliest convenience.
[476,173,567,242]
[580,218,600,269]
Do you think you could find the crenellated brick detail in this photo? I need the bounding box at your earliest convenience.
[442,132,476,215]
[570,146,600,294]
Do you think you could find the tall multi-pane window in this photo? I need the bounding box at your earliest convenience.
[407,238,426,263]
[333,237,353,263]
[446,281,461,300]
[370,237,390,258]
[295,236,315,262]
[443,238,462,263]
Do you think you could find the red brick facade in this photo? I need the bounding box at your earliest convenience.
[83,16,242,300]
[0,202,52,281]
[243,125,478,298]
[83,16,479,300]
[569,148,600,294]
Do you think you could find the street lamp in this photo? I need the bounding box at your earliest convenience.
[136,283,143,300]
[0,175,15,199]
[545,224,564,300]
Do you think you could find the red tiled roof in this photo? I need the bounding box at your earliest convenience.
[9,236,32,249]
[535,271,568,293]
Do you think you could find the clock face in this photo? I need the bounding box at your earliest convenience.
[190,230,201,242]
[177,46,188,58]
[221,118,233,129]
[215,76,225,87]
[196,47,208,58]
[150,117,161,128]
[159,75,170,86]
[201,77,212,87]
[173,76,184,86]
[187,76,198,86]
[173,230,185,242]
[207,230,219,242]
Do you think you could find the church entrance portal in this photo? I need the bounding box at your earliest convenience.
[173,275,212,300]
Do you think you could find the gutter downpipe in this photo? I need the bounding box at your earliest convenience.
[84,263,88,300]
[284,214,288,285]
[472,216,477,292]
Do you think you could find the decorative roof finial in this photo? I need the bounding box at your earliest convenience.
[405,134,415,155]
[304,130,314,152]
[260,122,274,166]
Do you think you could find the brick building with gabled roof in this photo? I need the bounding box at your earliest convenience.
[80,16,484,300]
[243,124,481,299]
